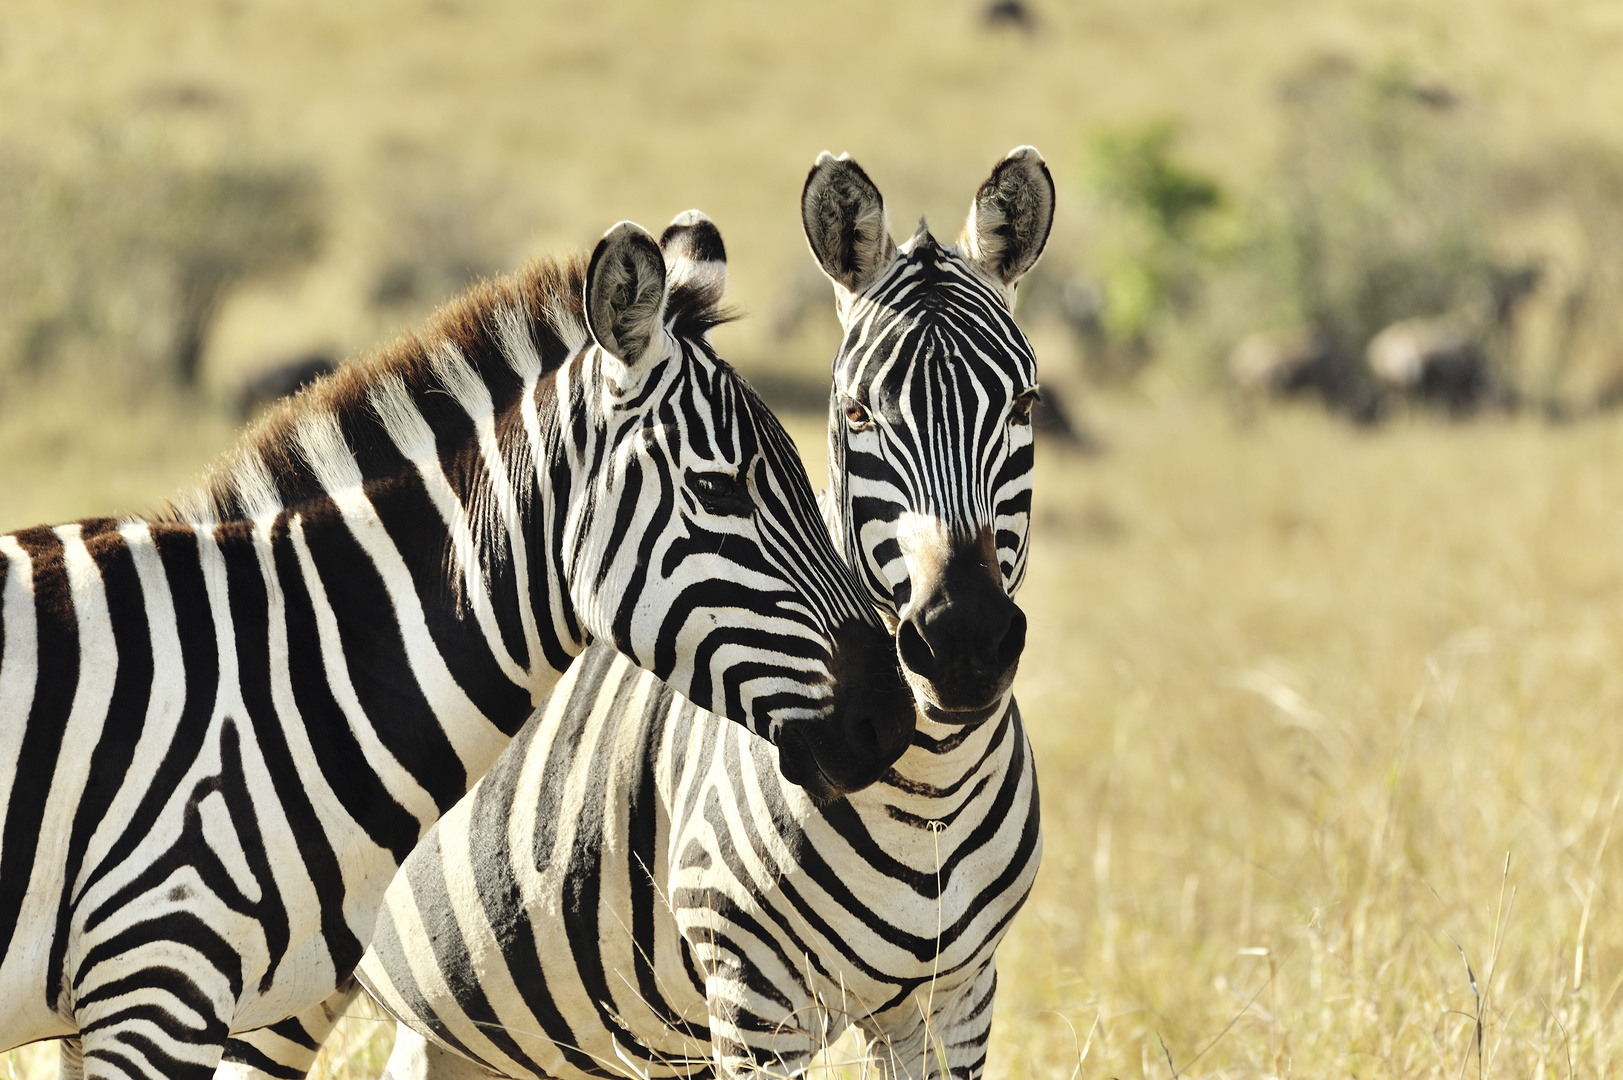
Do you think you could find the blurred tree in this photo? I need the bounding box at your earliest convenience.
[0,147,324,386]
[1090,121,1221,242]
[144,165,325,385]
[366,159,507,318]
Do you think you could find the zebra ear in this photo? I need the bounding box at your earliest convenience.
[959,146,1055,297]
[801,152,897,295]
[659,209,728,310]
[585,221,669,365]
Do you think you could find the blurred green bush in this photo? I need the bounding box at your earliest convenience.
[1072,119,1225,384]
[1035,58,1623,419]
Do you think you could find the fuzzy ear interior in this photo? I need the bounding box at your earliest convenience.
[659,209,728,311]
[959,146,1055,293]
[801,151,897,294]
[585,221,668,365]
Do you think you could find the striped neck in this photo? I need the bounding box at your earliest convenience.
[882,694,1019,804]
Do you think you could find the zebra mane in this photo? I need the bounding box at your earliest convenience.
[167,252,602,525]
[169,249,735,527]
[166,251,656,527]
[901,215,934,253]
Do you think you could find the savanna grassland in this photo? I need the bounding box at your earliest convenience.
[7,1,1623,1077]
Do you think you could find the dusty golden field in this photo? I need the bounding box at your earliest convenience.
[8,0,1623,1076]
[7,0,1623,385]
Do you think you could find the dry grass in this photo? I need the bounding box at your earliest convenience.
[997,397,1623,1077]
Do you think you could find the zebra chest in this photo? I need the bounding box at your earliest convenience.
[661,720,1042,1047]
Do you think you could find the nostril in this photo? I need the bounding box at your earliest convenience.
[996,608,1027,670]
[844,710,883,759]
[897,619,935,678]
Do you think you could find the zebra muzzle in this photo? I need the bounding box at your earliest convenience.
[896,548,1027,721]
[778,617,914,799]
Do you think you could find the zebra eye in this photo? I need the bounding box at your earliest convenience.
[1010,388,1040,425]
[686,469,753,516]
[843,400,872,430]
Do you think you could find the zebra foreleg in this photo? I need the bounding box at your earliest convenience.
[931,961,998,1080]
[704,971,820,1080]
[868,962,998,1080]
[216,980,361,1080]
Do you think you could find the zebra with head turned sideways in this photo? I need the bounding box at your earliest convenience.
[356,147,1054,1080]
[0,210,915,1080]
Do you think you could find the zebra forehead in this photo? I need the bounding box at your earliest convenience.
[838,269,1034,384]
[841,337,1029,406]
[645,352,792,470]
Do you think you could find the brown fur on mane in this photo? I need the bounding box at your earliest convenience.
[169,252,591,523]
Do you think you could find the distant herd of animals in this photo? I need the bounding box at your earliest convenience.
[0,147,1055,1080]
[1228,318,1496,419]
[1226,265,1548,422]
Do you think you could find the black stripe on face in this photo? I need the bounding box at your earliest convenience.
[749,418,866,626]
[992,441,1034,588]
[831,274,1041,603]
[599,451,650,663]
[0,527,77,973]
[672,357,717,465]
[649,582,824,721]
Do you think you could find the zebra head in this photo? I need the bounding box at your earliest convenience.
[801,148,1055,725]
[565,212,913,797]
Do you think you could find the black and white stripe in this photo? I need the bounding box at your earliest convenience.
[354,149,1054,1080]
[0,212,912,1079]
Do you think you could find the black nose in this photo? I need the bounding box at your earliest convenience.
[899,565,1025,716]
[780,618,915,799]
